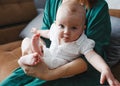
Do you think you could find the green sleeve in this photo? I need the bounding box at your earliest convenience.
[41,0,62,30]
[86,0,111,60]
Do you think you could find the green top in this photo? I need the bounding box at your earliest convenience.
[0,0,111,86]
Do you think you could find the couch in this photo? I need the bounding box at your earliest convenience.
[0,0,120,83]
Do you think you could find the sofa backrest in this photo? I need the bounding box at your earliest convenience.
[0,0,37,44]
[0,0,37,27]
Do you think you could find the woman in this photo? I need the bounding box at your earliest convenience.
[0,0,119,86]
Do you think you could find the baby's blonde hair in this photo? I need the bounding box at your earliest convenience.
[57,0,86,26]
[63,0,97,8]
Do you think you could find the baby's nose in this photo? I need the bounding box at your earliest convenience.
[64,28,70,34]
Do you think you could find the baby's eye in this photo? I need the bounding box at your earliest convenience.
[71,27,77,30]
[59,24,64,29]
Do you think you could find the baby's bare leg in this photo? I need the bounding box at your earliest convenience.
[18,53,41,66]
[31,33,43,56]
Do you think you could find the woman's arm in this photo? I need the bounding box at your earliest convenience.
[46,58,87,80]
[20,58,87,80]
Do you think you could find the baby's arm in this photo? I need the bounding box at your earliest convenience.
[85,50,119,85]
[31,22,58,40]
[85,50,107,73]
[31,28,50,39]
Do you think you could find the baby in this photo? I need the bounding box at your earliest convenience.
[18,1,89,70]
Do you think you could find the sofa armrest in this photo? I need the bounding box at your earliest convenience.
[109,9,120,18]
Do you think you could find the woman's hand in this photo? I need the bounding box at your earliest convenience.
[100,67,120,86]
[20,60,53,80]
[20,58,87,80]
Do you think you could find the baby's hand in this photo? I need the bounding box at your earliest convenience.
[100,68,120,86]
[31,28,39,34]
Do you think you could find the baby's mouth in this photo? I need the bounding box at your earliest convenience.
[61,35,70,41]
[63,36,69,41]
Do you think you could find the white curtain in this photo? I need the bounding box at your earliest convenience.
[106,0,120,9]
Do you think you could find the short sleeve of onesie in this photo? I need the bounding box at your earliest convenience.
[78,33,95,55]
[49,23,59,42]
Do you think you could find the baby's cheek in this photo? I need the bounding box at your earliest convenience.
[59,32,64,38]
[57,33,61,40]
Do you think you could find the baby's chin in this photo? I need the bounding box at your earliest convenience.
[62,38,72,43]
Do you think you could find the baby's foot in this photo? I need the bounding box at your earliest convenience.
[21,37,31,55]
[19,53,41,66]
[31,33,43,56]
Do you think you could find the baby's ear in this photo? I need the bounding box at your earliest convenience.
[84,25,86,30]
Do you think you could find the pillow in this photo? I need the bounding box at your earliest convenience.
[110,16,120,38]
[107,16,120,66]
[19,9,44,38]
[34,0,46,9]
[34,0,46,14]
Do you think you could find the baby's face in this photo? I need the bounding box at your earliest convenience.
[56,14,85,43]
